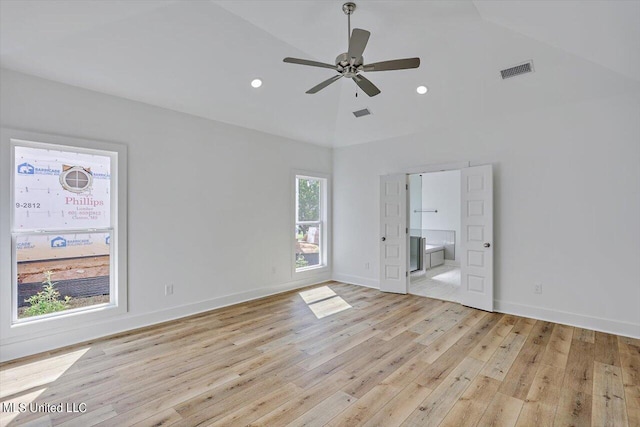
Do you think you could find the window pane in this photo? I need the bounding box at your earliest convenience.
[16,232,111,320]
[297,178,320,222]
[295,224,321,270]
[14,145,111,231]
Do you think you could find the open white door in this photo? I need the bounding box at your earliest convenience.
[460,165,494,311]
[379,174,408,294]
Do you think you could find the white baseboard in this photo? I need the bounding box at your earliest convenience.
[0,274,331,362]
[332,273,380,289]
[495,300,640,339]
[444,260,460,267]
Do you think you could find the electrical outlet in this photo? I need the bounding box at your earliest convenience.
[534,282,542,294]
[365,262,370,270]
[165,284,174,296]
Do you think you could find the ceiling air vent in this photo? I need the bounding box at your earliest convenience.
[500,61,534,79]
[353,108,372,118]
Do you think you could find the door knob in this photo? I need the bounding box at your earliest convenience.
[484,243,491,248]
[381,237,386,242]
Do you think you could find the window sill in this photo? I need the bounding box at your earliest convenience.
[294,264,330,278]
[3,301,126,343]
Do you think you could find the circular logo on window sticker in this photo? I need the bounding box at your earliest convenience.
[59,165,93,193]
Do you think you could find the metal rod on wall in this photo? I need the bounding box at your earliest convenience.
[414,209,438,213]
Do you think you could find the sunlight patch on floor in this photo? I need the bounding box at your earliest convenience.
[308,296,352,319]
[0,347,90,399]
[299,286,337,304]
[0,387,47,424]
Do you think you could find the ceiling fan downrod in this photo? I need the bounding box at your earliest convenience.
[343,2,356,47]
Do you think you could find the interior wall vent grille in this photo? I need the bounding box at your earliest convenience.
[353,108,372,118]
[500,61,534,79]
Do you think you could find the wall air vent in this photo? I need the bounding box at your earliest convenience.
[500,61,534,79]
[353,108,371,118]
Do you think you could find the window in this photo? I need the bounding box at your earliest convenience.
[2,134,127,331]
[295,174,327,272]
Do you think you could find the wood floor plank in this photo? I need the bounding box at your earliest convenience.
[422,310,488,364]
[592,361,629,427]
[0,283,636,427]
[209,383,301,427]
[285,390,356,427]
[130,408,182,427]
[57,405,117,427]
[361,382,432,427]
[296,326,381,371]
[619,345,640,425]
[411,304,469,346]
[554,389,592,427]
[618,336,640,358]
[540,324,573,369]
[414,313,501,390]
[498,320,554,400]
[476,392,524,427]
[574,328,595,343]
[480,332,527,382]
[402,357,484,427]
[342,339,425,399]
[439,375,502,427]
[562,339,595,395]
[515,364,564,427]
[595,332,622,367]
[325,383,401,427]
[248,370,353,426]
[469,314,517,362]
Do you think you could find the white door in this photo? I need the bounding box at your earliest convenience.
[379,174,408,294]
[460,165,494,311]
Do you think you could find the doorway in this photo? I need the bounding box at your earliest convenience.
[409,170,461,303]
[379,164,494,312]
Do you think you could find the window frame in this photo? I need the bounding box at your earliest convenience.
[0,128,127,340]
[293,171,330,276]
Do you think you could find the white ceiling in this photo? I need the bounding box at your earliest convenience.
[1,0,639,147]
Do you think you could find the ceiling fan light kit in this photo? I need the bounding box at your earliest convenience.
[283,2,421,97]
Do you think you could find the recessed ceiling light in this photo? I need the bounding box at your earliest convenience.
[416,85,428,95]
[251,78,263,88]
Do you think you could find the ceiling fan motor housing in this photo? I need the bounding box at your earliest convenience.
[336,52,363,78]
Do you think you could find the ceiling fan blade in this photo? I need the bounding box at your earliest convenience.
[306,74,343,94]
[283,57,337,70]
[348,29,370,61]
[352,74,381,97]
[363,57,421,72]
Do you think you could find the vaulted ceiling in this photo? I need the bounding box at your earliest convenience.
[1,0,639,147]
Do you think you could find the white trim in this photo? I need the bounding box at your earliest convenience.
[0,273,331,362]
[444,260,461,267]
[0,128,128,342]
[399,161,470,175]
[495,300,640,339]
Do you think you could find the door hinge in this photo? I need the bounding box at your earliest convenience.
[406,228,408,234]
[406,184,408,190]
[406,271,408,277]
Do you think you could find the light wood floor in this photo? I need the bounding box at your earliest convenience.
[1,282,638,426]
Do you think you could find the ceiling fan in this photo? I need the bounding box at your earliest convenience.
[283,2,420,97]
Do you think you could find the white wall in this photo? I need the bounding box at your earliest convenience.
[0,69,332,361]
[421,170,461,262]
[333,93,640,338]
